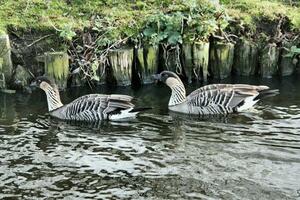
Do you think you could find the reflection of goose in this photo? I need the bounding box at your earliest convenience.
[31,76,149,121]
[153,71,279,115]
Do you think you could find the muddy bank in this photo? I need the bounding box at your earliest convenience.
[1,28,299,92]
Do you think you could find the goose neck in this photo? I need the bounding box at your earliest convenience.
[41,82,63,112]
[168,83,186,107]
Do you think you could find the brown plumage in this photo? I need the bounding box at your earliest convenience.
[154,71,279,115]
[31,76,149,121]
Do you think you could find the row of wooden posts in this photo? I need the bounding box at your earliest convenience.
[94,39,297,87]
[0,33,298,91]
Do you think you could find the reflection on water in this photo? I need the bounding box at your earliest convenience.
[0,75,300,199]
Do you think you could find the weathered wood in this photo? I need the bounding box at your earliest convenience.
[163,45,182,73]
[259,43,279,78]
[279,42,296,76]
[108,48,133,86]
[193,42,210,82]
[137,45,159,84]
[0,34,13,86]
[233,39,258,76]
[183,42,210,82]
[13,65,31,89]
[0,63,4,89]
[44,52,69,89]
[182,43,193,82]
[209,42,234,79]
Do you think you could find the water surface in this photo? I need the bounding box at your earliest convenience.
[1,76,300,199]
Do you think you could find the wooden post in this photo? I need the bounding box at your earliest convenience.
[279,42,296,76]
[193,41,210,82]
[182,43,193,82]
[44,52,69,89]
[233,39,258,76]
[163,45,182,73]
[183,42,210,82]
[259,43,279,78]
[108,48,133,86]
[0,34,13,86]
[136,45,158,84]
[209,41,234,79]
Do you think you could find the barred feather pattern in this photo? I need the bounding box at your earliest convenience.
[166,80,269,115]
[42,83,63,112]
[169,84,187,106]
[50,94,134,121]
[36,77,144,121]
[185,84,268,115]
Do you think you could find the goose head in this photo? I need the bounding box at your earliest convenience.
[30,76,54,92]
[153,71,186,106]
[30,76,63,111]
[153,71,184,88]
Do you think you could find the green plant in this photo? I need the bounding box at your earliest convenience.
[284,46,300,58]
[143,12,184,46]
[59,25,76,41]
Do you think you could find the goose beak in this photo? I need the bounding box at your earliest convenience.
[152,74,161,83]
[30,81,37,87]
[70,67,81,75]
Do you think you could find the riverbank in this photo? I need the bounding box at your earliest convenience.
[0,0,299,92]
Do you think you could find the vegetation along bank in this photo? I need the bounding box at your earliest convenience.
[0,0,300,92]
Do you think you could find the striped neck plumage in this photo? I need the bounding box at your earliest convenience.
[40,82,63,112]
[166,77,186,106]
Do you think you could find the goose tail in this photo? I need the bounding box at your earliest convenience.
[254,89,279,101]
[109,107,152,121]
[236,89,279,112]
[129,107,152,113]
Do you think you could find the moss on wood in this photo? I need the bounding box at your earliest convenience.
[279,42,296,76]
[108,48,134,86]
[259,43,279,78]
[209,42,234,79]
[142,46,158,84]
[183,42,210,82]
[44,52,69,89]
[233,39,258,76]
[0,34,13,85]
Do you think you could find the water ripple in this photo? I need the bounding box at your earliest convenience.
[1,82,300,199]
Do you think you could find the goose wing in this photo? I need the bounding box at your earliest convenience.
[186,84,269,114]
[51,94,134,121]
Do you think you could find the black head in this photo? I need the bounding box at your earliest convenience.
[153,71,181,83]
[30,76,53,88]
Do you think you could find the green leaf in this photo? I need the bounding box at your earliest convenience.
[167,32,182,45]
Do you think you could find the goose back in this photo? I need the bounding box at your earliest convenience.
[50,94,134,121]
[184,84,269,115]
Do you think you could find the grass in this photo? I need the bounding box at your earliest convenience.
[0,0,298,42]
[221,0,300,30]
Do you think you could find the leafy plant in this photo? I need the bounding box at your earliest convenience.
[284,46,300,58]
[143,12,184,46]
[59,25,76,41]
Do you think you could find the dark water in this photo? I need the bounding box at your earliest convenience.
[1,76,300,199]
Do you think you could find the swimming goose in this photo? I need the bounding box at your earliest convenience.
[153,71,278,115]
[31,76,149,121]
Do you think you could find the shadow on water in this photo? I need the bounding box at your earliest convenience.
[0,75,300,199]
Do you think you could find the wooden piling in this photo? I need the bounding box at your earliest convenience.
[233,39,258,76]
[136,45,159,84]
[0,34,13,86]
[44,52,69,89]
[108,48,133,86]
[259,43,279,78]
[209,41,234,79]
[279,42,296,76]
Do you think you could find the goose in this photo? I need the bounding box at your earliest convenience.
[153,71,279,115]
[30,76,149,121]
